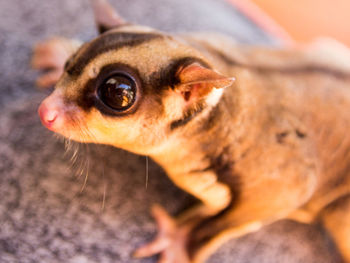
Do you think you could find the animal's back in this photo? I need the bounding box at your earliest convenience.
[185,33,350,214]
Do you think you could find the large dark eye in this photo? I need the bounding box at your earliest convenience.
[98,74,136,111]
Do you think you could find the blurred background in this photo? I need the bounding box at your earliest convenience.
[0,0,345,262]
[234,0,350,46]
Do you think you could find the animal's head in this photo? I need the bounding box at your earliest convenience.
[38,0,234,155]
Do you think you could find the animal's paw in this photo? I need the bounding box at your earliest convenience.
[133,205,193,263]
[31,38,80,89]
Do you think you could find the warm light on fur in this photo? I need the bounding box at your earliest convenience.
[33,1,350,262]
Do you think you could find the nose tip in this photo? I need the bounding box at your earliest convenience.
[45,109,58,123]
[38,102,58,129]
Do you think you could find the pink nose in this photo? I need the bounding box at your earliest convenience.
[38,102,59,130]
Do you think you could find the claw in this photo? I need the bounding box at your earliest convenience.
[133,204,192,263]
[133,205,175,258]
[152,204,177,232]
[133,236,170,258]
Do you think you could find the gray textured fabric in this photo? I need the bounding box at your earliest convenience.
[0,0,341,262]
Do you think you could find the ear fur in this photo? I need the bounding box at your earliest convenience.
[176,63,235,101]
[91,0,126,34]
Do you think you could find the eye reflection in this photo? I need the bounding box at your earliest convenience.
[98,74,136,111]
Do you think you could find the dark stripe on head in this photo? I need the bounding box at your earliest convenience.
[97,22,133,34]
[170,102,206,131]
[256,64,350,79]
[198,102,221,132]
[149,57,212,91]
[206,46,350,79]
[98,24,113,35]
[66,32,163,77]
[148,57,212,131]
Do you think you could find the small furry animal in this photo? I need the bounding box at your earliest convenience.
[32,0,350,262]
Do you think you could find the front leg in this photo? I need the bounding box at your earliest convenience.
[135,134,318,262]
[31,37,82,88]
[134,170,232,262]
[188,144,318,262]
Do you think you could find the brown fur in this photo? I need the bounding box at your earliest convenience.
[33,2,350,262]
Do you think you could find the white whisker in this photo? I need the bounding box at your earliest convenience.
[76,156,87,178]
[80,143,90,192]
[80,158,90,193]
[70,143,79,162]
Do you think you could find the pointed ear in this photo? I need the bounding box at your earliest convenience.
[91,0,127,34]
[175,63,235,101]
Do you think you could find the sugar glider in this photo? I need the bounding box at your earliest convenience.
[32,0,350,262]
